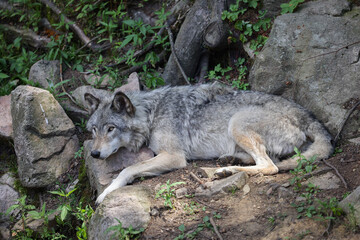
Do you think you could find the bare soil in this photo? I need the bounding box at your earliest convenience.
[127,141,360,240]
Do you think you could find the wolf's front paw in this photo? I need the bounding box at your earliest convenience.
[95,191,108,205]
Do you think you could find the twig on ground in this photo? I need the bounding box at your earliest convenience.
[322,158,348,189]
[209,216,224,240]
[165,23,190,84]
[303,40,360,61]
[75,36,101,54]
[59,64,87,111]
[190,172,207,189]
[322,212,333,237]
[39,0,105,52]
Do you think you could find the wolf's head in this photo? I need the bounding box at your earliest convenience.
[84,91,136,159]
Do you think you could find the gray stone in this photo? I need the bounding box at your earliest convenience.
[349,137,360,145]
[0,95,12,139]
[0,183,19,222]
[0,173,16,188]
[304,172,341,190]
[116,72,140,92]
[261,0,289,18]
[84,140,154,194]
[176,187,188,199]
[12,210,59,233]
[195,172,248,197]
[339,186,360,226]
[88,186,152,240]
[11,86,79,187]
[28,60,60,89]
[299,0,350,16]
[249,0,359,139]
[198,167,218,179]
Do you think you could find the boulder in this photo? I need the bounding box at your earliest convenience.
[0,182,19,222]
[84,140,154,194]
[0,95,12,140]
[261,0,289,18]
[88,185,152,240]
[28,60,60,89]
[11,86,79,187]
[249,0,359,139]
[304,172,341,190]
[339,186,360,226]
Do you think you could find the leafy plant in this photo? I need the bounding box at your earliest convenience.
[49,188,78,222]
[72,203,94,240]
[105,218,144,240]
[281,0,305,14]
[155,180,185,209]
[6,195,35,232]
[289,147,317,191]
[75,146,84,159]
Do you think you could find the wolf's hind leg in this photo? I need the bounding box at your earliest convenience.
[96,152,186,204]
[215,120,278,177]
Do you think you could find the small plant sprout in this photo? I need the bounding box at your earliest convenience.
[155,180,185,209]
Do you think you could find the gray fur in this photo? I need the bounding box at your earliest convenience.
[85,83,333,203]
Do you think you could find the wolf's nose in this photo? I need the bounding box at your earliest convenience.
[91,150,101,158]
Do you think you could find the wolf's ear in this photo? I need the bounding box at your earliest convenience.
[112,92,135,117]
[84,93,100,114]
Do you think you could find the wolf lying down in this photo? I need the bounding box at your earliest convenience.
[84,83,333,204]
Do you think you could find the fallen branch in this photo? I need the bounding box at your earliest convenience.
[39,0,105,52]
[190,172,207,189]
[209,216,224,240]
[165,23,190,84]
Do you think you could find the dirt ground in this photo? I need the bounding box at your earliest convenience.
[126,141,360,240]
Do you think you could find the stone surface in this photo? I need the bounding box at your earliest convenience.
[195,172,248,197]
[11,86,79,187]
[261,0,289,18]
[0,95,12,139]
[198,167,217,179]
[176,187,188,199]
[117,72,141,92]
[339,186,360,226]
[28,60,60,89]
[0,183,19,222]
[304,172,341,190]
[88,185,152,240]
[84,140,154,194]
[0,173,16,188]
[249,0,359,139]
[12,210,59,233]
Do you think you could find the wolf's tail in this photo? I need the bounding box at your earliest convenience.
[276,121,333,171]
[302,121,333,161]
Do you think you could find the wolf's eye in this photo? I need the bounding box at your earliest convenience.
[108,126,114,132]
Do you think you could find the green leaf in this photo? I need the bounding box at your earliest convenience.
[0,73,9,79]
[61,206,68,221]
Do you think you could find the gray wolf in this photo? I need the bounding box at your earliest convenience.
[85,83,333,204]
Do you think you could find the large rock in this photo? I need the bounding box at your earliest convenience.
[88,185,152,240]
[28,60,60,89]
[11,86,79,187]
[0,183,19,223]
[249,0,359,139]
[84,140,154,194]
[0,95,12,139]
[339,186,360,226]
